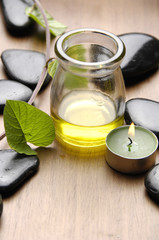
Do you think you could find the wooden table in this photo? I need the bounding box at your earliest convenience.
[0,0,159,239]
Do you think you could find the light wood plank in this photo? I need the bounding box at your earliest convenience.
[0,0,159,239]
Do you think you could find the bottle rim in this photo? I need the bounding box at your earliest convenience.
[55,28,125,70]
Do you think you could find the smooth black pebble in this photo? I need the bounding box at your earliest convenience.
[1,0,35,35]
[0,80,32,113]
[125,98,159,138]
[0,149,39,195]
[119,33,159,85]
[1,49,52,90]
[145,164,159,202]
[0,195,3,217]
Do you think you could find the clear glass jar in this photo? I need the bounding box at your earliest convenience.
[50,28,126,149]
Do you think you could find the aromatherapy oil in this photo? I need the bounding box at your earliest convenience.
[51,90,124,148]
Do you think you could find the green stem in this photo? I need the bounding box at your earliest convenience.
[33,0,50,61]
[28,0,51,105]
[0,132,5,141]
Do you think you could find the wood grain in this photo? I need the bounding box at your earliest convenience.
[0,0,159,239]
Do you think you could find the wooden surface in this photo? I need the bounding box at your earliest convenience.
[0,0,159,239]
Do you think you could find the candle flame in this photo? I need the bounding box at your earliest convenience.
[128,122,135,140]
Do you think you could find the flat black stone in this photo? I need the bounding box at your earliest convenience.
[0,80,32,113]
[119,33,159,85]
[1,49,52,90]
[125,98,159,139]
[0,194,3,217]
[145,164,159,202]
[0,149,39,195]
[1,0,35,35]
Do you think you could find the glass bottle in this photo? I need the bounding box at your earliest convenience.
[50,28,126,149]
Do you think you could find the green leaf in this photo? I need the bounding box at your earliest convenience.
[25,5,67,36]
[48,59,58,78]
[4,100,55,155]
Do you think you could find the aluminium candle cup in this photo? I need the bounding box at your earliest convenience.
[105,125,158,174]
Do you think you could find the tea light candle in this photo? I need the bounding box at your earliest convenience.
[106,123,158,174]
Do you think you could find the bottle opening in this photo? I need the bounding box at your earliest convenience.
[55,28,125,71]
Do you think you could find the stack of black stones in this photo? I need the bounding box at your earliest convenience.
[0,0,159,217]
[120,34,159,203]
[0,0,51,217]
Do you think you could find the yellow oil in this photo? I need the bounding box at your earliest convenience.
[51,90,124,149]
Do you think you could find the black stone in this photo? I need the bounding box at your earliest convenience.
[145,164,159,202]
[119,33,159,85]
[1,0,35,35]
[1,49,52,90]
[0,149,39,195]
[0,195,3,217]
[0,80,32,113]
[125,98,159,138]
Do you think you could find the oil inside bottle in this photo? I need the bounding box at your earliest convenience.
[51,90,124,148]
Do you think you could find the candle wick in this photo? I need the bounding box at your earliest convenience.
[128,137,133,146]
[127,137,133,152]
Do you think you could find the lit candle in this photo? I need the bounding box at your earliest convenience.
[106,123,158,174]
